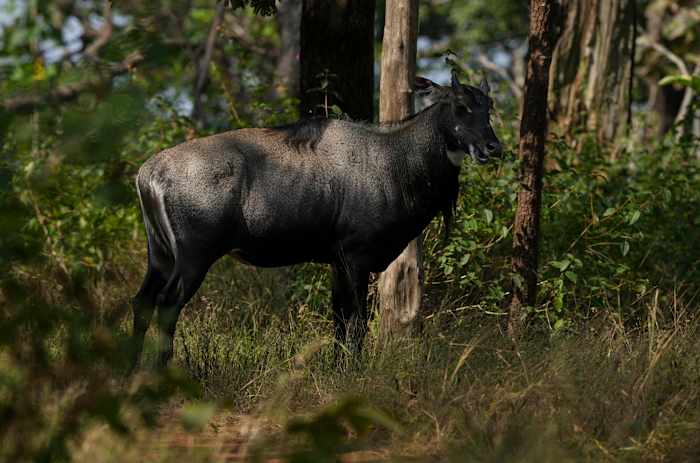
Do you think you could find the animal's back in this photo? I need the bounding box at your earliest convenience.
[136,125,370,266]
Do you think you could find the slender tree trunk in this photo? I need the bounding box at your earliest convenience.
[299,0,375,120]
[508,0,559,339]
[548,0,634,144]
[274,0,301,98]
[377,0,420,340]
[193,1,226,124]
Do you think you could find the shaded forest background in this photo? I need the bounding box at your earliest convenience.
[1,0,699,461]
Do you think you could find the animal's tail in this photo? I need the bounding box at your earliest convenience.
[135,165,178,265]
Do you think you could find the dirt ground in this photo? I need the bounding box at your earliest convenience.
[144,407,391,463]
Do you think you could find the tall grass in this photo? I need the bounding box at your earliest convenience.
[141,251,699,462]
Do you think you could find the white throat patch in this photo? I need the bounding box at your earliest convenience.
[446,149,466,167]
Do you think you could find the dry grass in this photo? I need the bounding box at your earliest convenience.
[80,255,698,462]
[7,251,700,462]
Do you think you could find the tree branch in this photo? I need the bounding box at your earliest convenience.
[221,22,272,56]
[2,52,144,114]
[638,34,699,135]
[193,1,226,122]
[637,35,689,76]
[674,62,700,133]
[475,52,523,100]
[84,0,113,59]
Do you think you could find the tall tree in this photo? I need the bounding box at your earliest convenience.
[299,0,375,120]
[377,0,420,339]
[508,0,559,338]
[548,0,635,144]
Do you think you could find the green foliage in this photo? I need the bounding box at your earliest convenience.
[537,135,700,324]
[660,73,700,92]
[420,0,528,44]
[0,274,203,461]
[287,264,332,310]
[420,131,700,330]
[1,1,699,461]
[1,97,199,279]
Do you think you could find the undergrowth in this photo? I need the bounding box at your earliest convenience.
[1,108,699,461]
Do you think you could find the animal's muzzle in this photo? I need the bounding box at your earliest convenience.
[467,144,489,164]
[485,141,502,157]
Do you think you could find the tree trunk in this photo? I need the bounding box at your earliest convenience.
[274,0,301,98]
[508,0,559,339]
[377,0,420,341]
[299,0,375,120]
[548,0,634,144]
[192,1,226,124]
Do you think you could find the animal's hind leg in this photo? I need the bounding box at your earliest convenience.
[130,250,169,373]
[154,258,211,369]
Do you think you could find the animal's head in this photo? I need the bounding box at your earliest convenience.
[415,73,502,165]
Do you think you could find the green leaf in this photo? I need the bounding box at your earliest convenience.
[190,8,214,24]
[554,292,563,311]
[551,259,571,272]
[483,208,493,224]
[622,241,630,256]
[603,207,616,217]
[659,74,700,92]
[628,210,641,225]
[564,271,578,283]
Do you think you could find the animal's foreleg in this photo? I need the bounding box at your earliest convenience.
[331,262,370,357]
[347,270,369,355]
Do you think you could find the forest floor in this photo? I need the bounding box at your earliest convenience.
[147,408,390,462]
[68,292,700,462]
[52,253,700,463]
[75,403,396,462]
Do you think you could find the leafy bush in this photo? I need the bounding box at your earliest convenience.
[421,131,700,330]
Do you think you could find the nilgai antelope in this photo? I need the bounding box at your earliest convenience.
[131,73,501,369]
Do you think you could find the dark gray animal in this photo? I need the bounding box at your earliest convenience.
[131,74,501,369]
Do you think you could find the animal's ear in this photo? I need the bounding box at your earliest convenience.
[479,77,491,94]
[415,76,437,95]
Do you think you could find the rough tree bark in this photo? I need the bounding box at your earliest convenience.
[377,0,420,340]
[508,0,559,338]
[548,0,635,144]
[299,0,375,120]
